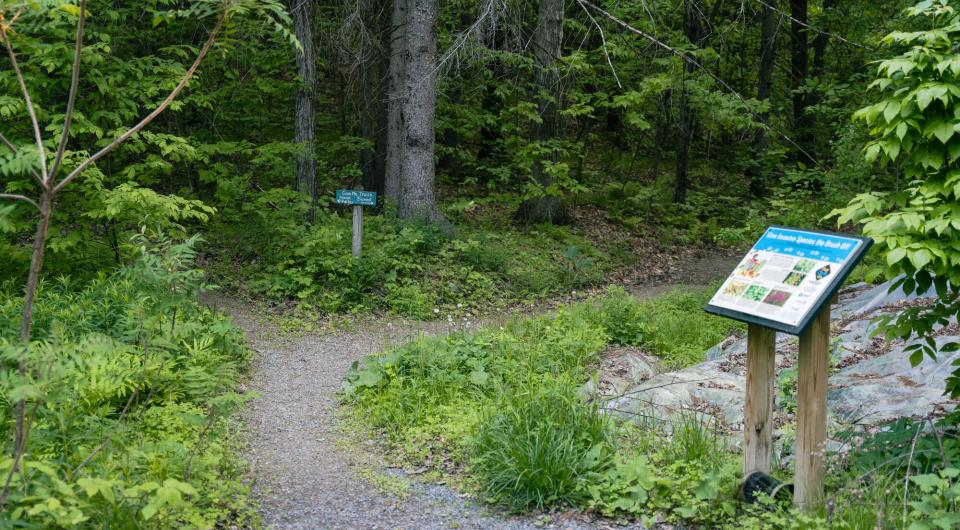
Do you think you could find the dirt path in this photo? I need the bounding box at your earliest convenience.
[210,254,738,530]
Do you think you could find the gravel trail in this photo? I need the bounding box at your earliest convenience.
[209,255,736,529]
[210,295,545,530]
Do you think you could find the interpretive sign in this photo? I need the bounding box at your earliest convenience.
[705,226,871,335]
[705,226,871,510]
[335,189,377,206]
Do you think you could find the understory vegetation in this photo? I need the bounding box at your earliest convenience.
[3,0,960,527]
[209,199,610,317]
[0,240,256,528]
[341,288,960,528]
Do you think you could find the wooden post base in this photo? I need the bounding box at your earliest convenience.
[744,323,776,476]
[794,302,831,510]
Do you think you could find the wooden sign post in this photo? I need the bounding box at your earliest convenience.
[794,297,832,508]
[335,189,377,258]
[706,226,871,511]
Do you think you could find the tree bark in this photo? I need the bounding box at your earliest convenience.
[396,0,447,227]
[291,0,317,221]
[674,0,701,204]
[748,0,777,196]
[517,0,568,224]
[790,0,814,166]
[384,0,407,205]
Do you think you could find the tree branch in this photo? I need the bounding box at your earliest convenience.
[48,0,86,180]
[0,132,43,185]
[53,9,227,195]
[1,24,49,186]
[0,193,39,210]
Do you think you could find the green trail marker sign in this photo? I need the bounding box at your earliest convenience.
[335,190,377,257]
[335,189,377,207]
[705,226,871,512]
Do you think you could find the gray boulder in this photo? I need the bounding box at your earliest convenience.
[604,277,958,443]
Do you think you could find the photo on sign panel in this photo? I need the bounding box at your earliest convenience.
[734,253,765,279]
[783,271,806,287]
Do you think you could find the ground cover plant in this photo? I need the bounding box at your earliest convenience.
[341,286,960,528]
[210,200,612,318]
[0,239,257,528]
[340,287,749,521]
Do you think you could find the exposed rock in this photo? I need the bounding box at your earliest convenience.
[583,346,660,398]
[604,277,959,451]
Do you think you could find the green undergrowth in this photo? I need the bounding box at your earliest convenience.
[341,286,959,528]
[0,239,257,528]
[210,203,612,319]
[340,286,747,523]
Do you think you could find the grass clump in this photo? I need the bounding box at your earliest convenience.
[471,378,611,510]
[591,286,743,369]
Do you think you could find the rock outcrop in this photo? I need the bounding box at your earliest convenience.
[596,279,959,451]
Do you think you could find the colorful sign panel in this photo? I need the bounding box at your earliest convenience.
[705,226,872,335]
[335,190,377,206]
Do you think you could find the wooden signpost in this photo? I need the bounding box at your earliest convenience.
[705,226,871,510]
[335,189,377,258]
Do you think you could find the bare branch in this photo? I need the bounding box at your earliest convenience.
[0,193,39,210]
[578,1,622,89]
[0,132,43,185]
[1,25,49,186]
[49,0,86,180]
[54,9,227,195]
[435,0,506,74]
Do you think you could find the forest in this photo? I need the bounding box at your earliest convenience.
[1,0,959,528]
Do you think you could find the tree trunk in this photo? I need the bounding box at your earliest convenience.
[810,0,837,104]
[396,0,447,227]
[810,1,834,78]
[748,0,776,196]
[790,0,814,166]
[291,0,317,221]
[517,0,568,224]
[384,0,407,205]
[674,0,701,204]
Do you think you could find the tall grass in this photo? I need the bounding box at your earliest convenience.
[470,377,611,510]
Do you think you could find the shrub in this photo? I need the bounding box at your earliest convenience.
[590,286,742,369]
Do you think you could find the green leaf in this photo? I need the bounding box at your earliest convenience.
[897,122,909,140]
[469,369,489,386]
[928,120,955,143]
[910,248,933,269]
[910,473,942,492]
[884,100,902,123]
[888,247,907,265]
[353,366,384,389]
